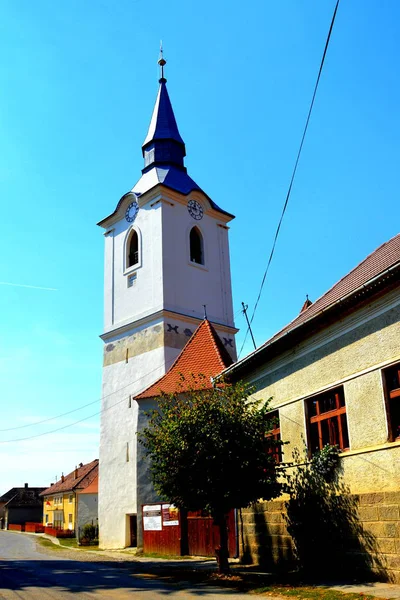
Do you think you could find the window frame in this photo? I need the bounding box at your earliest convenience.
[382,362,400,442]
[124,226,142,275]
[305,386,350,455]
[265,409,282,463]
[188,226,206,268]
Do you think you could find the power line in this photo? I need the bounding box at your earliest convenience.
[238,0,341,359]
[0,357,176,443]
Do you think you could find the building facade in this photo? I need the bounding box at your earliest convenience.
[224,234,400,580]
[98,59,237,549]
[0,484,45,529]
[41,460,98,533]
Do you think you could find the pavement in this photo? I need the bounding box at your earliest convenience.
[5,530,400,599]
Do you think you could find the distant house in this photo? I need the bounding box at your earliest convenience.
[0,484,46,529]
[40,460,98,533]
[76,474,99,538]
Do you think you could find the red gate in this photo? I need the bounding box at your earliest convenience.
[142,504,237,557]
[187,509,237,557]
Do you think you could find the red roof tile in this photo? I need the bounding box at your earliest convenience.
[135,320,233,399]
[40,460,99,496]
[226,233,400,374]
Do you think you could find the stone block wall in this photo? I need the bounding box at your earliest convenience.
[240,492,400,582]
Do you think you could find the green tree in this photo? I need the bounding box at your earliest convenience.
[139,376,282,573]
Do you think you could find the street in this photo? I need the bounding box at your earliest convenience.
[0,531,265,599]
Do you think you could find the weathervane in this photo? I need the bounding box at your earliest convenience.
[158,41,166,81]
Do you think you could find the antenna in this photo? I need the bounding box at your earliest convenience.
[241,302,256,350]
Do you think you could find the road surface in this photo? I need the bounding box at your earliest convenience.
[0,531,266,599]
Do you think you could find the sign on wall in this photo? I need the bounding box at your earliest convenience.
[162,504,179,526]
[143,504,162,531]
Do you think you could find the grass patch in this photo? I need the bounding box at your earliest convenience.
[253,585,383,600]
[37,538,65,551]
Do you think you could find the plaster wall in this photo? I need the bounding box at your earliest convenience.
[103,188,236,337]
[161,191,235,327]
[244,291,400,493]
[103,197,163,333]
[77,494,98,535]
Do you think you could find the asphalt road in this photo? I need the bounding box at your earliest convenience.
[0,531,266,599]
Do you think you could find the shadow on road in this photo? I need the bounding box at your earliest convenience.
[0,558,244,596]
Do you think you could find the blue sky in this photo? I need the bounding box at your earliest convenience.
[0,0,399,493]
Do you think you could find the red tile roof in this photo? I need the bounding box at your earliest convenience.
[135,319,233,399]
[226,233,400,375]
[40,460,99,496]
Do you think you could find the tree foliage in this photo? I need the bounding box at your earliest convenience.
[139,376,282,515]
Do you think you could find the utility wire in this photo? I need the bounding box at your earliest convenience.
[0,357,176,442]
[238,0,341,359]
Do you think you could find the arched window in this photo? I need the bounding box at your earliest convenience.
[189,227,204,265]
[128,230,139,267]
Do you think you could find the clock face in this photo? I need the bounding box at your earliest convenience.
[188,199,203,220]
[125,201,139,223]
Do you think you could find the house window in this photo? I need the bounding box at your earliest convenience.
[45,514,49,524]
[266,410,282,463]
[306,386,349,455]
[68,514,73,523]
[128,230,139,268]
[69,495,73,504]
[382,362,400,441]
[189,227,204,265]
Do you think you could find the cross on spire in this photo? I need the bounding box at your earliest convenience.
[158,41,166,82]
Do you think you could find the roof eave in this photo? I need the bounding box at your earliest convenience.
[223,262,400,381]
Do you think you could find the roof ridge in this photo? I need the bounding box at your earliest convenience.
[264,233,400,342]
[135,319,233,400]
[310,232,400,306]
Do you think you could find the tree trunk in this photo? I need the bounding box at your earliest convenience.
[214,511,230,574]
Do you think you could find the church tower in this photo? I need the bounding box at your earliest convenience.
[98,55,237,549]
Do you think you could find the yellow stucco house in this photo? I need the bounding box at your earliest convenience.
[224,233,400,580]
[40,459,98,533]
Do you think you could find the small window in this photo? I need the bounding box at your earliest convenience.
[127,273,137,288]
[128,230,139,268]
[383,362,400,441]
[128,396,132,408]
[266,410,282,463]
[189,227,204,265]
[68,514,73,523]
[126,442,130,462]
[306,386,349,455]
[45,514,49,524]
[69,495,73,504]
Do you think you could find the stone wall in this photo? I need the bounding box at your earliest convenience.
[240,492,400,583]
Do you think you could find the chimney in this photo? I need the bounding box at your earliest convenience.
[50,483,54,486]
[24,483,28,489]
[300,295,313,314]
[74,466,78,480]
[61,473,65,483]
[79,462,83,468]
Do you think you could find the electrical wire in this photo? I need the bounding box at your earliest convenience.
[0,357,176,443]
[238,0,341,358]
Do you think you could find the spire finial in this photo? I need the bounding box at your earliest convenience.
[203,304,208,319]
[158,41,166,82]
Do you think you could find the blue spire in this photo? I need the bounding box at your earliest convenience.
[142,53,186,173]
